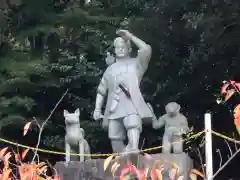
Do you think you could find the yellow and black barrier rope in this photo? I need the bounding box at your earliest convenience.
[0,130,205,157]
[1,130,239,157]
[211,130,240,144]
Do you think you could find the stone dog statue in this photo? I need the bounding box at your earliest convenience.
[64,108,91,166]
[151,102,189,154]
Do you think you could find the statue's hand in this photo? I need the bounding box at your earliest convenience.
[116,29,131,39]
[93,109,104,121]
[105,52,115,66]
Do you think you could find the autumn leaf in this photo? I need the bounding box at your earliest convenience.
[37,162,47,168]
[52,175,60,180]
[234,104,240,128]
[189,173,197,180]
[111,162,120,176]
[155,168,164,180]
[23,122,32,136]
[38,165,48,174]
[120,168,130,180]
[21,148,30,160]
[151,160,163,171]
[177,176,184,180]
[143,153,153,160]
[190,169,204,178]
[4,152,11,168]
[169,168,177,180]
[2,167,12,180]
[15,153,20,163]
[104,154,116,171]
[0,147,8,160]
[38,176,46,180]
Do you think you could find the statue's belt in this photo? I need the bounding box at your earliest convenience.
[118,83,130,98]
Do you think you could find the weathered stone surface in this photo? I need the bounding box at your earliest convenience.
[54,153,193,180]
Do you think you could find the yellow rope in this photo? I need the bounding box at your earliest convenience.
[0,130,205,157]
[211,130,240,144]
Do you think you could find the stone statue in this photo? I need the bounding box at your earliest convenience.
[93,29,153,154]
[152,102,189,154]
[64,108,91,166]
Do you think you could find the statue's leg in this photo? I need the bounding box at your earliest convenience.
[162,135,171,153]
[172,135,183,154]
[84,139,91,160]
[65,142,70,162]
[79,140,84,162]
[109,118,126,153]
[124,114,142,153]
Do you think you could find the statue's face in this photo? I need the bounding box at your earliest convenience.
[165,102,180,117]
[114,38,129,58]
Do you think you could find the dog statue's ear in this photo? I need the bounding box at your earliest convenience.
[63,109,69,117]
[75,108,80,117]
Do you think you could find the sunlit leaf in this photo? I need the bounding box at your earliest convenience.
[0,147,8,160]
[111,162,120,176]
[190,169,204,178]
[177,176,184,180]
[23,122,32,136]
[189,173,197,180]
[4,152,11,167]
[104,154,115,171]
[120,168,130,180]
[21,148,30,160]
[2,167,12,180]
[169,168,177,180]
[37,162,47,168]
[15,153,20,163]
[155,168,164,180]
[38,165,48,174]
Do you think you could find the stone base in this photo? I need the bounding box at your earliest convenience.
[54,153,193,180]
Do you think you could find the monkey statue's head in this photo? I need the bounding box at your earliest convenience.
[165,102,181,117]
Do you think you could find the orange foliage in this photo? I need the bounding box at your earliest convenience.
[233,104,240,127]
[0,147,60,180]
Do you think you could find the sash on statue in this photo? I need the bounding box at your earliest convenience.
[125,73,153,124]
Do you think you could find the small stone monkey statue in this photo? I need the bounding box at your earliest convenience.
[64,108,91,166]
[152,102,189,154]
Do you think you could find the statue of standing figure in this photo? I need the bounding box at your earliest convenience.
[152,102,189,154]
[93,29,153,154]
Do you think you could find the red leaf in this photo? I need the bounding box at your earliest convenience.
[120,168,130,180]
[0,147,8,160]
[52,176,60,180]
[21,148,29,160]
[15,153,20,163]
[23,122,32,136]
[150,170,157,180]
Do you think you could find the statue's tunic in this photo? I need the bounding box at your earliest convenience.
[97,57,153,121]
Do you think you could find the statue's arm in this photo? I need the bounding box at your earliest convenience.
[152,115,165,129]
[128,32,152,72]
[95,71,108,111]
[180,115,189,132]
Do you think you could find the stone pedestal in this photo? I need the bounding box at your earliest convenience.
[54,153,193,180]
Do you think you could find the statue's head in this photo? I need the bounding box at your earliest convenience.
[165,102,180,117]
[113,37,132,58]
[63,108,80,124]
